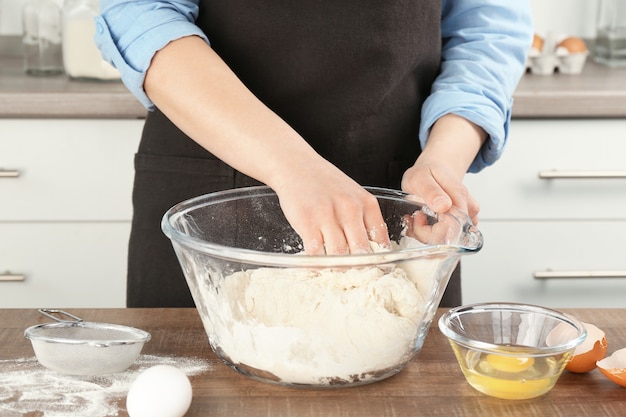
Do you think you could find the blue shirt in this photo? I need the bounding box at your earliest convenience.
[95,0,533,172]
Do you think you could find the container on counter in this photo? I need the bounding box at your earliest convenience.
[527,32,588,75]
[62,0,120,81]
[595,0,626,66]
[22,0,64,76]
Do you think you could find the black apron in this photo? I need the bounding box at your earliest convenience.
[127,0,462,307]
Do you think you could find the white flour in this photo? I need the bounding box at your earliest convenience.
[0,355,211,417]
[197,236,441,385]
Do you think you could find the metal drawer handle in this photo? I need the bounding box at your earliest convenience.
[0,169,20,178]
[534,270,626,280]
[538,170,626,179]
[0,272,26,282]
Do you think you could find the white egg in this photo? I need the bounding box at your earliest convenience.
[126,365,193,417]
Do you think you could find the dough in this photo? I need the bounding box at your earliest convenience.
[196,238,441,385]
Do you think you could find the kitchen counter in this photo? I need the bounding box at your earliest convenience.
[1,308,625,416]
[514,61,626,118]
[0,54,146,119]
[2,45,626,119]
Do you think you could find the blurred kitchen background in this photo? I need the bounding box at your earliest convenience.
[2,0,626,309]
[0,0,605,39]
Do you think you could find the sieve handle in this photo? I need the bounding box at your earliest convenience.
[38,309,84,323]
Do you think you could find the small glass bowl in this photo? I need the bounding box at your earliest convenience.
[438,302,586,400]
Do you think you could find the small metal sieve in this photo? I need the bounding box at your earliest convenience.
[24,309,151,376]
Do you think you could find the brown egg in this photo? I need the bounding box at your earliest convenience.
[532,34,544,52]
[557,37,587,53]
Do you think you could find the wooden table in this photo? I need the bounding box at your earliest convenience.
[1,308,625,416]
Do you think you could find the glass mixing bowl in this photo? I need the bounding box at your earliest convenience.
[438,302,587,400]
[162,186,483,388]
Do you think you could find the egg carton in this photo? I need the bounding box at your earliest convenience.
[526,33,588,75]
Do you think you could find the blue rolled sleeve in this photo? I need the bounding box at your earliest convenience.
[96,0,533,170]
[95,0,208,110]
[421,0,533,172]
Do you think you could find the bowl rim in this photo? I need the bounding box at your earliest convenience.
[24,322,152,347]
[438,302,587,356]
[160,185,483,267]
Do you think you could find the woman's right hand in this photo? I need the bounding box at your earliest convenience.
[271,159,391,255]
[144,36,390,255]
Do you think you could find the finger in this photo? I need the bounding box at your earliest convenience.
[326,190,385,254]
[362,194,390,251]
[403,212,432,243]
[320,224,350,255]
[467,193,480,225]
[404,210,453,245]
[366,220,390,251]
[341,219,374,254]
[300,230,325,255]
[339,218,389,254]
[334,201,374,254]
[419,174,453,213]
[300,219,351,255]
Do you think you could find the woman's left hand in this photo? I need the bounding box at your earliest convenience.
[401,159,480,226]
[401,113,486,226]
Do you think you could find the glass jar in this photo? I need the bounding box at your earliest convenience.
[22,0,64,75]
[62,0,120,80]
[595,0,626,66]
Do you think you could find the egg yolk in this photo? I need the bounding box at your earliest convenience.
[468,373,552,400]
[486,354,535,373]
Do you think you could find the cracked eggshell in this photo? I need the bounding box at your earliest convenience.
[566,322,608,373]
[597,348,626,388]
[546,321,607,373]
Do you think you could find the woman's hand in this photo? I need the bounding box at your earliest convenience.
[402,159,480,225]
[272,159,391,255]
[145,36,390,255]
[401,114,486,226]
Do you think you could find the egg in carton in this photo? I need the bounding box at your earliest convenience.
[527,32,588,75]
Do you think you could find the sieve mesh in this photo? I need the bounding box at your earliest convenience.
[24,313,151,375]
[30,338,146,375]
[27,322,149,345]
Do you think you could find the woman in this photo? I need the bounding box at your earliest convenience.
[95,0,533,307]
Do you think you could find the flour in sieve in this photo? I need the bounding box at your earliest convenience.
[0,355,211,417]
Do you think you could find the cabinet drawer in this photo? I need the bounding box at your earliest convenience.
[0,222,128,308]
[464,119,626,220]
[0,119,142,221]
[462,220,626,308]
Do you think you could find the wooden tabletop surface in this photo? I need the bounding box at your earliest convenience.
[1,308,625,417]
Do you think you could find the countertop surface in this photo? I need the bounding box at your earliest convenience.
[2,49,626,119]
[514,61,626,118]
[1,308,625,417]
[0,54,146,119]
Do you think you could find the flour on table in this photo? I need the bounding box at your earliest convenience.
[0,355,211,417]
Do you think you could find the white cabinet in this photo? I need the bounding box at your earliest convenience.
[462,119,626,308]
[0,119,143,307]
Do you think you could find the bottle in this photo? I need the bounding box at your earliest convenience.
[62,0,121,80]
[594,0,626,66]
[22,0,64,75]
